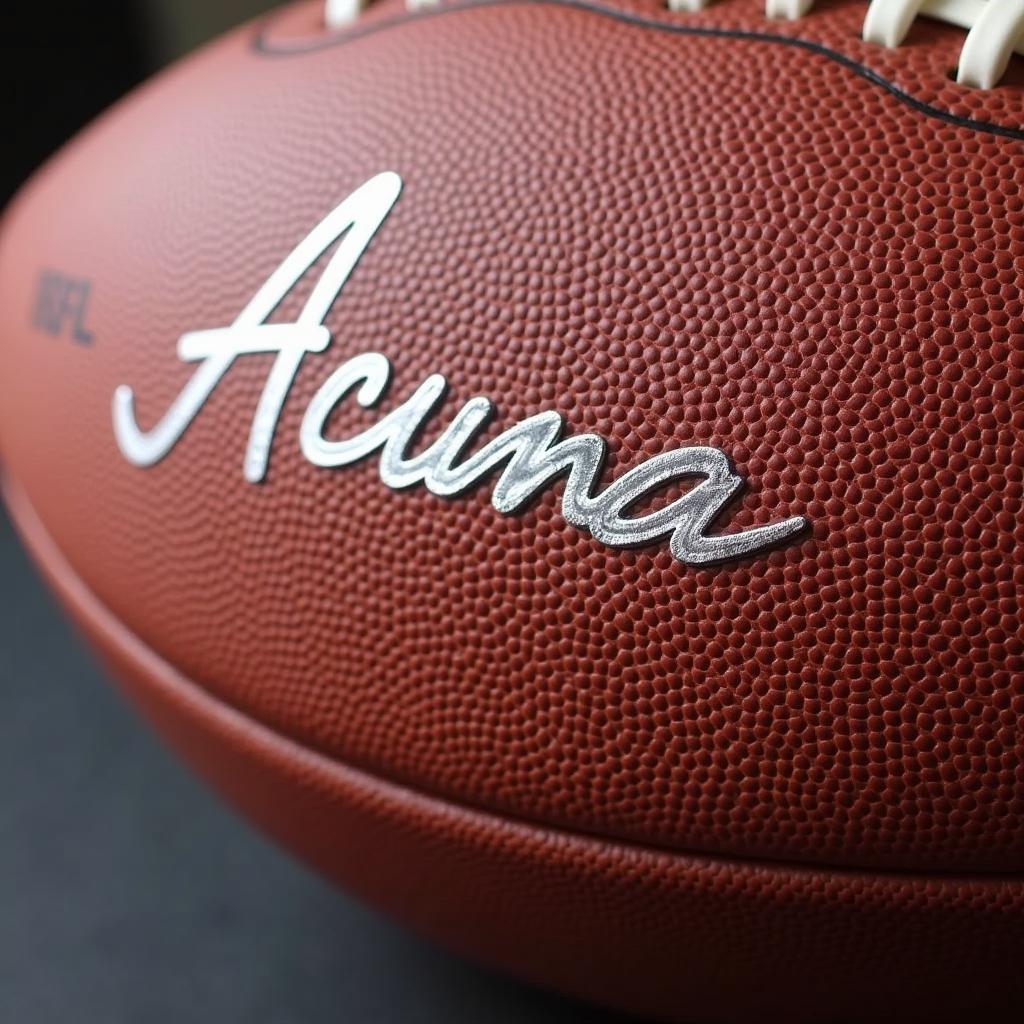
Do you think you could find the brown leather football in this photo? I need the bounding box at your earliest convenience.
[2,0,1024,1020]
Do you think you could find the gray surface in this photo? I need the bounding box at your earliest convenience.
[0,504,639,1023]
[141,0,280,61]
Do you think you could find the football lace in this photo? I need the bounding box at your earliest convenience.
[324,0,1024,90]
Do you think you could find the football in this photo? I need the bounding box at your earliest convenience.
[2,0,1024,1020]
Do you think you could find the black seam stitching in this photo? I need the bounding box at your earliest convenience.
[251,0,1024,141]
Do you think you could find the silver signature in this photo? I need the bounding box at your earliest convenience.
[113,172,807,567]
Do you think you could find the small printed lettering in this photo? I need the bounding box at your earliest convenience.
[33,271,95,344]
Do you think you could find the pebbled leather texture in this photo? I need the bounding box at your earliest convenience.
[6,469,1024,1024]
[1,1,1024,1019]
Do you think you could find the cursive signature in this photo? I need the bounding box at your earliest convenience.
[113,172,807,567]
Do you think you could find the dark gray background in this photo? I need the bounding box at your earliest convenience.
[0,4,641,1021]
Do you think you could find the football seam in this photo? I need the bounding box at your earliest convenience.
[5,469,1024,886]
[252,0,1024,141]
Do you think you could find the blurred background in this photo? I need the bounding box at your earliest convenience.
[3,1,281,203]
[0,4,638,1022]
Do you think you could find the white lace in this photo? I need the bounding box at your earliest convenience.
[325,0,1024,90]
[325,0,432,23]
[679,0,1024,87]
[325,0,362,23]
